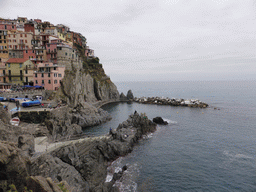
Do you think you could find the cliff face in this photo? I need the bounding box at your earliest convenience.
[57,57,119,107]
[50,59,119,141]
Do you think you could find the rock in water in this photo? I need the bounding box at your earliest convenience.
[153,117,168,125]
[126,90,134,100]
[120,92,127,101]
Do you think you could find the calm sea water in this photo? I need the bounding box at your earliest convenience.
[84,81,256,191]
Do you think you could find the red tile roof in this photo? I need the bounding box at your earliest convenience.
[6,58,29,63]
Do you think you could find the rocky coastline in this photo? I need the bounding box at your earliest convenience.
[0,102,157,191]
[134,96,209,108]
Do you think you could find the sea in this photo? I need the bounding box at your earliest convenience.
[83,80,256,192]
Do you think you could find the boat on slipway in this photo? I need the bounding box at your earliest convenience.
[10,117,20,126]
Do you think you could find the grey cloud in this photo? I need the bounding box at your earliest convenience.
[0,0,256,81]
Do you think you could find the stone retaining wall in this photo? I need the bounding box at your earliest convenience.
[12,111,50,124]
[0,90,55,100]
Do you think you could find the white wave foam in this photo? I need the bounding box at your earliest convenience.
[223,150,252,159]
[143,133,153,139]
[105,157,124,182]
[105,174,112,182]
[163,118,177,124]
[234,154,253,159]
[114,163,140,192]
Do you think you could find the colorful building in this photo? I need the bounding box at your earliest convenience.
[0,19,16,30]
[0,62,6,83]
[5,58,33,85]
[85,46,95,57]
[23,61,35,85]
[34,62,65,90]
[8,31,33,50]
[24,22,35,34]
[0,30,9,59]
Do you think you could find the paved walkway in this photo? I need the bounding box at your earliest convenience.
[1,101,52,115]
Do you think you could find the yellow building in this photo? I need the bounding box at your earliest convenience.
[57,32,66,42]
[0,62,6,83]
[23,60,35,85]
[5,58,33,85]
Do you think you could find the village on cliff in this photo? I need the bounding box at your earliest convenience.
[0,16,95,91]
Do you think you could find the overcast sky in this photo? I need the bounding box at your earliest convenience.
[1,0,256,81]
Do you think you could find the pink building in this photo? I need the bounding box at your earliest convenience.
[34,62,65,90]
[23,49,36,60]
[0,19,16,30]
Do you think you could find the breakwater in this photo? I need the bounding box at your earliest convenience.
[134,96,208,108]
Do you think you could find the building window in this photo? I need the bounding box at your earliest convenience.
[58,74,62,77]
[48,73,50,77]
[25,70,28,74]
[20,34,22,37]
[35,80,38,84]
[8,64,10,67]
[65,52,67,56]
[48,80,51,84]
[19,64,22,68]
[42,80,44,84]
[54,73,57,77]
[54,80,57,84]
[25,34,27,37]
[35,73,37,77]
[41,73,44,77]
[54,67,56,70]
[26,50,28,53]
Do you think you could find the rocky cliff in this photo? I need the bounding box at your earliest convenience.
[32,113,157,191]
[56,56,119,107]
[0,107,71,192]
[45,104,111,142]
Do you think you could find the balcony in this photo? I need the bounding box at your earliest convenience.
[30,58,43,61]
[8,74,23,77]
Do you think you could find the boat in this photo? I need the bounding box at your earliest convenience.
[10,117,20,126]
[15,98,31,105]
[21,99,41,107]
[0,97,8,102]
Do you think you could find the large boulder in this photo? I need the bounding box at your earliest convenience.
[0,105,11,124]
[31,154,88,192]
[153,117,168,125]
[119,92,127,101]
[126,90,134,100]
[0,119,35,158]
[26,176,62,192]
[0,141,30,192]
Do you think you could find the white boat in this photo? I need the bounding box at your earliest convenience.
[10,117,20,126]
